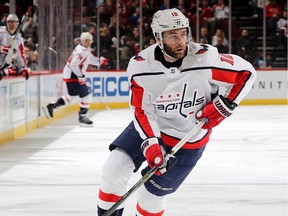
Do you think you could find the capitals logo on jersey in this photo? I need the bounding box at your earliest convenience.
[154,83,205,118]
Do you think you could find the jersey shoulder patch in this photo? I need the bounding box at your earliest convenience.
[195,44,209,55]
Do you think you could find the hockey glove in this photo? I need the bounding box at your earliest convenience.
[78,76,86,85]
[20,67,30,80]
[141,137,176,175]
[100,57,109,66]
[0,71,3,81]
[196,95,237,129]
[0,45,9,55]
[4,67,19,76]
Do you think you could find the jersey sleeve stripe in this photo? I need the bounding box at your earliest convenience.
[131,79,155,137]
[211,68,252,101]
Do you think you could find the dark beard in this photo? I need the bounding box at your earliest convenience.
[163,43,186,59]
[163,43,177,59]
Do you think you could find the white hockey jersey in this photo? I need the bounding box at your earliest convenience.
[62,44,101,82]
[0,26,26,70]
[127,43,257,149]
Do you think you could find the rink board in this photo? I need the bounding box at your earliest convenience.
[0,69,287,143]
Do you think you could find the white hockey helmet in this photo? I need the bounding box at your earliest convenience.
[7,14,19,22]
[80,32,93,42]
[151,8,191,49]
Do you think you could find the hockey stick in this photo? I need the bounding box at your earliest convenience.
[48,47,111,111]
[102,120,205,216]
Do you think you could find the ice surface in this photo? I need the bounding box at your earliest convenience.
[0,105,287,216]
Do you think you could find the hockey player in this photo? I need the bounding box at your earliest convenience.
[97,8,256,215]
[0,14,30,81]
[43,32,109,126]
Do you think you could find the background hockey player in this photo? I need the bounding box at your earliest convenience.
[97,8,257,215]
[43,32,109,126]
[0,14,30,81]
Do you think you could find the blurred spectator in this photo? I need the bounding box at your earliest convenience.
[214,37,228,53]
[72,15,82,39]
[276,10,287,48]
[199,26,212,44]
[129,6,140,27]
[212,0,229,34]
[175,0,189,15]
[120,35,134,68]
[142,18,153,38]
[144,36,156,48]
[253,51,273,69]
[0,13,8,26]
[81,15,96,32]
[266,0,283,36]
[129,26,142,52]
[73,37,80,48]
[143,0,160,23]
[235,29,255,53]
[99,23,115,68]
[187,0,198,38]
[211,28,228,47]
[86,0,97,16]
[200,0,216,35]
[102,0,115,19]
[108,15,128,40]
[199,38,206,44]
[98,6,111,25]
[24,44,38,70]
[126,0,140,16]
[249,0,262,18]
[88,25,98,49]
[237,47,254,64]
[21,16,38,40]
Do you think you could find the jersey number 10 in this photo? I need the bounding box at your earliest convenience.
[220,54,234,66]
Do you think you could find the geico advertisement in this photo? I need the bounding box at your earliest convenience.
[86,72,129,102]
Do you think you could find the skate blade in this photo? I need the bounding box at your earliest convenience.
[42,106,51,119]
[79,123,94,127]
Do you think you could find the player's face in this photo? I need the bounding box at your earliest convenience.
[7,21,19,34]
[83,39,93,48]
[162,28,188,60]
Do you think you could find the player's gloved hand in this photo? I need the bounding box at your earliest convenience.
[78,75,86,85]
[0,71,3,81]
[141,137,176,175]
[4,67,18,76]
[196,95,237,129]
[100,57,109,66]
[20,67,30,80]
[0,45,10,54]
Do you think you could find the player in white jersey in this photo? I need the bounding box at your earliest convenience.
[0,14,30,81]
[97,8,256,215]
[43,32,109,126]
